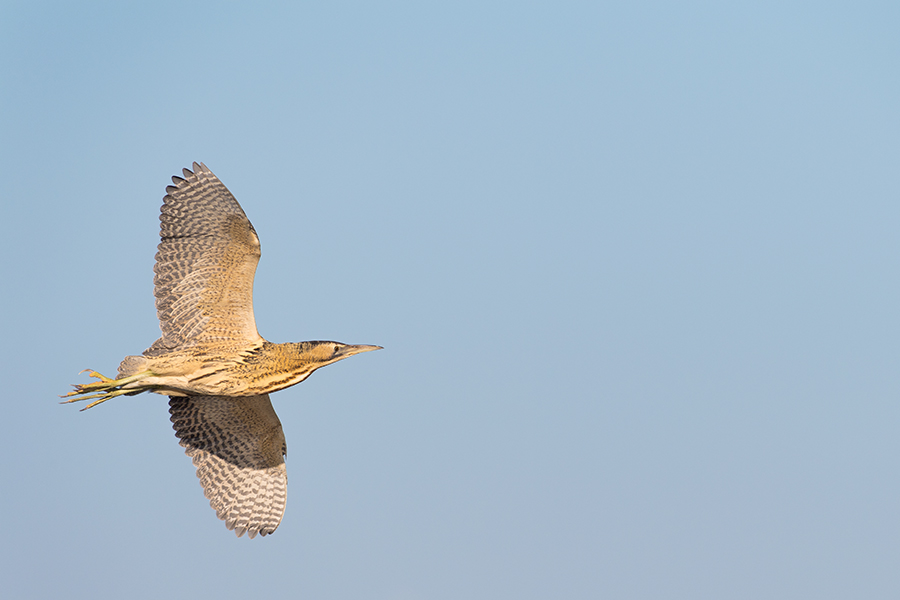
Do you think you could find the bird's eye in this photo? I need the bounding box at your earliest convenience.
[333,345,340,353]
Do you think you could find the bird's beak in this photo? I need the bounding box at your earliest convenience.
[342,344,383,357]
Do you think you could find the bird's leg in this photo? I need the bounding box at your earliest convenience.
[60,369,152,410]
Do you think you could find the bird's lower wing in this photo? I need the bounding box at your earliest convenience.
[169,394,287,538]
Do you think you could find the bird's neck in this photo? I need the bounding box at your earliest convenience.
[247,342,321,393]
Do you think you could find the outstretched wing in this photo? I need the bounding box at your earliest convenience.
[147,162,263,356]
[169,394,288,538]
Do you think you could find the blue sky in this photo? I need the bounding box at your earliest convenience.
[2,1,899,598]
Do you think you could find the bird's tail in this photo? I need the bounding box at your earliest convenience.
[118,355,149,378]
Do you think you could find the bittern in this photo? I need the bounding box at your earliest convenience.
[62,162,380,538]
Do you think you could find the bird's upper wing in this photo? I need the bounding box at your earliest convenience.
[169,394,287,538]
[146,162,263,356]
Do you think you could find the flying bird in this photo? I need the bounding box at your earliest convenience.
[63,162,381,538]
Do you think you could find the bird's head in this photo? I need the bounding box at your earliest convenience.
[301,341,383,369]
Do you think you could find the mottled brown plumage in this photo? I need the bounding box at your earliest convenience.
[63,163,380,537]
[150,162,264,354]
[169,394,287,538]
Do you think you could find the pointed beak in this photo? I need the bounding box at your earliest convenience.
[341,344,383,358]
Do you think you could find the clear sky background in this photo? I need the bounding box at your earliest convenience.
[2,1,899,598]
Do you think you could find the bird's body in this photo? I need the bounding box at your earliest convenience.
[63,162,380,538]
[114,340,374,397]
